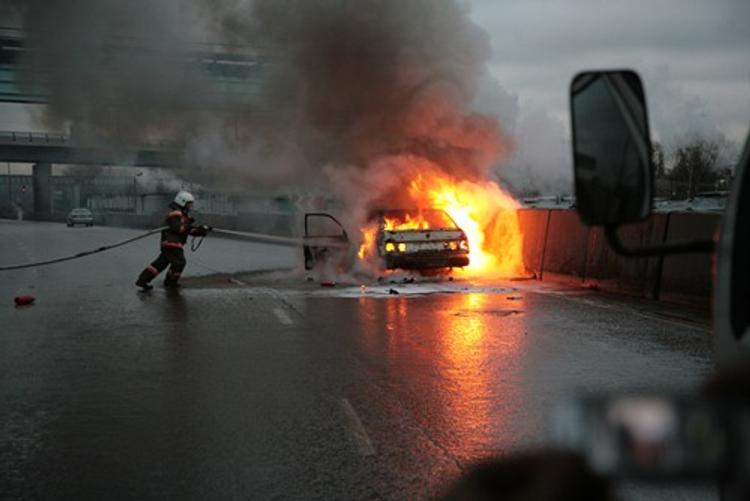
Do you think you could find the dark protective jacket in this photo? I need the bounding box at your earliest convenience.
[160,202,206,249]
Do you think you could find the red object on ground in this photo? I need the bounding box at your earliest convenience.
[14,295,35,306]
[320,281,336,287]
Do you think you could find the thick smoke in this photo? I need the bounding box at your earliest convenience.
[16,1,515,210]
[198,0,514,220]
[18,0,213,145]
[504,108,572,197]
[0,0,24,26]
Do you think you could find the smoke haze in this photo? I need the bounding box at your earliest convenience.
[10,1,532,210]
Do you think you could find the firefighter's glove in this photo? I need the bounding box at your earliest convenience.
[191,225,210,237]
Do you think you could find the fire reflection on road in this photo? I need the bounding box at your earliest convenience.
[355,292,528,461]
[438,293,527,458]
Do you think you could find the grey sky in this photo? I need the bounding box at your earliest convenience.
[1,0,747,194]
[467,0,750,143]
[3,1,748,143]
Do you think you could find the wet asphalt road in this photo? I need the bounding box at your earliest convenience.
[0,220,717,500]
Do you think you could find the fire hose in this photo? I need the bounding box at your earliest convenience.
[0,226,348,272]
[0,226,167,271]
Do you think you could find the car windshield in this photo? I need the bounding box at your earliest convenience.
[72,209,91,214]
[380,209,458,230]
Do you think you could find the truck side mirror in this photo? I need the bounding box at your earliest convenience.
[569,70,715,257]
[570,70,652,225]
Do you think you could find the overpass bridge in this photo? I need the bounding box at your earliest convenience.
[0,130,179,215]
[0,26,268,105]
[0,131,177,166]
[1,26,270,216]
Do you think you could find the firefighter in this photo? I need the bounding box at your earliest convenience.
[135,191,210,291]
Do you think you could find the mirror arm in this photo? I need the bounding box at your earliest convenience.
[604,224,716,257]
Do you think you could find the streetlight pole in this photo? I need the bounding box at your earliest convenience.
[6,162,11,205]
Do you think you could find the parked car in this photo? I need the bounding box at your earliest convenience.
[66,208,94,227]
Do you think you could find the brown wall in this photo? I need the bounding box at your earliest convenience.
[519,208,719,307]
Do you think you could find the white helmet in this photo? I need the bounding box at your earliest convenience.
[174,191,195,208]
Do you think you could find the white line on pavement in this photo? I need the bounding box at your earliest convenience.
[273,307,294,326]
[340,398,376,456]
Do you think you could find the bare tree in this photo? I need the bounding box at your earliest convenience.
[668,134,737,198]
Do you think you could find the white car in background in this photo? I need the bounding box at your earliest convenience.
[66,208,94,227]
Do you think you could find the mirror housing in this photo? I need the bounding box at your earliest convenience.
[569,70,716,257]
[570,70,653,225]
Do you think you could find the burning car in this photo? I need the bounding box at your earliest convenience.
[373,209,469,270]
[303,209,469,272]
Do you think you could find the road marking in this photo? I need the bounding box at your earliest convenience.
[273,307,294,326]
[340,398,376,456]
[258,287,305,319]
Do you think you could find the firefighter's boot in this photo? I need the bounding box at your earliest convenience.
[163,269,182,288]
[136,266,159,291]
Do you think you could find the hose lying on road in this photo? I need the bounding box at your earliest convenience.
[0,226,349,271]
[0,226,168,271]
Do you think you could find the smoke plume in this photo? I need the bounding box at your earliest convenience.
[199,0,513,216]
[18,1,212,144]
[16,0,515,218]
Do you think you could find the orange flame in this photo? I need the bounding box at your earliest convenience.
[382,209,459,231]
[358,225,377,260]
[358,171,524,278]
[411,174,524,277]
[383,213,431,231]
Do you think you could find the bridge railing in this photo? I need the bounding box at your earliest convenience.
[0,130,68,145]
[0,130,179,152]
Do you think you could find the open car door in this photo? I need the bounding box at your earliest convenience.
[303,213,350,271]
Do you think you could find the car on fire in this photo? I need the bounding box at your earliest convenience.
[374,209,469,270]
[303,209,469,271]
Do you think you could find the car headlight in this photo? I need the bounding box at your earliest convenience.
[385,242,396,253]
[459,239,469,251]
[448,241,458,250]
[397,243,407,252]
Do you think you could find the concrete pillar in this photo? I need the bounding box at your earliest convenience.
[33,162,52,216]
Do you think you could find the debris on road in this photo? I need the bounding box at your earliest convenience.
[388,288,399,295]
[14,295,35,306]
[320,281,337,287]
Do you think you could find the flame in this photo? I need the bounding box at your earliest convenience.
[358,172,524,278]
[358,225,378,260]
[413,174,524,277]
[383,213,431,231]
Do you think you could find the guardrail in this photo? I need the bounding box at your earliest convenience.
[519,208,718,308]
